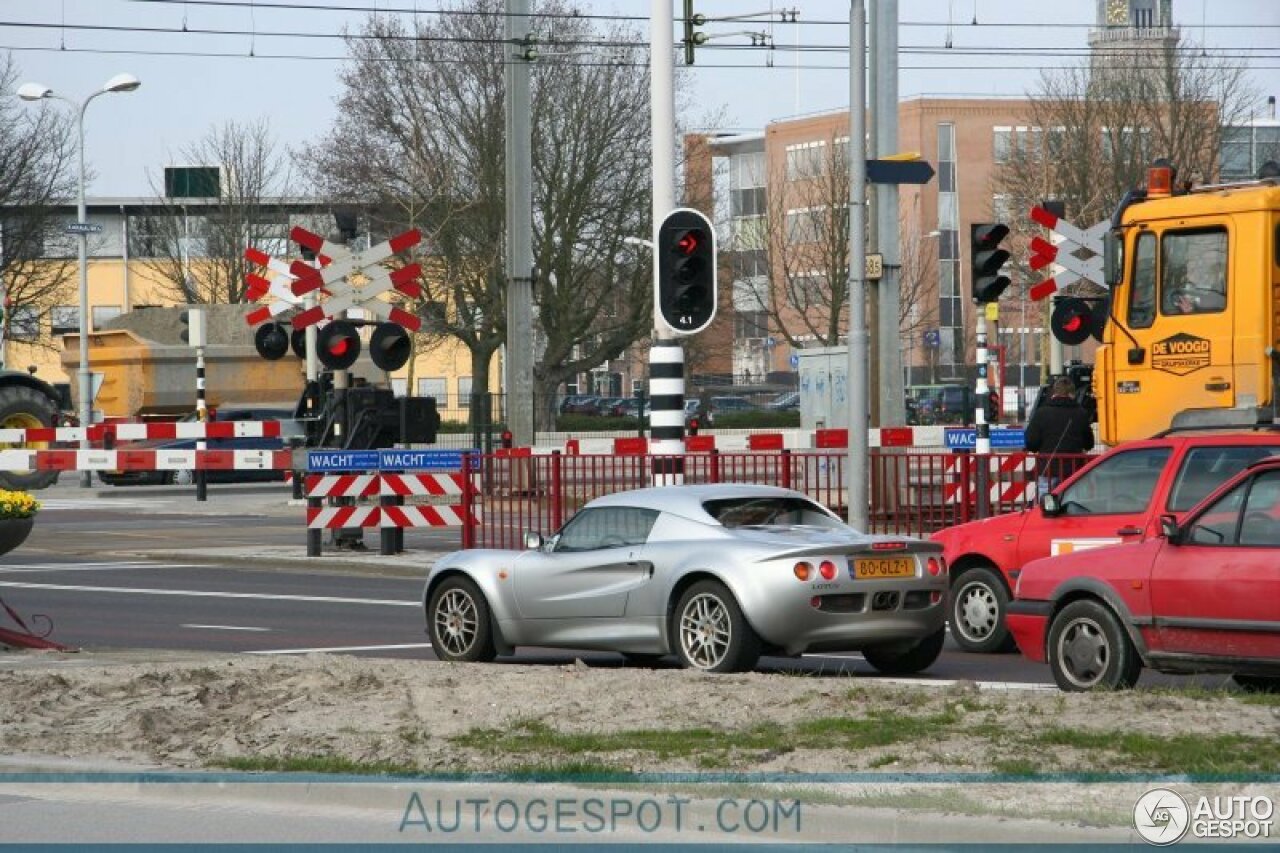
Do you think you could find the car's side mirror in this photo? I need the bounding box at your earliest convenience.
[523,531,543,550]
[1103,231,1122,287]
[1159,514,1181,544]
[1040,493,1061,516]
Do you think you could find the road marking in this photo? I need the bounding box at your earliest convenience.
[38,498,175,511]
[0,581,417,607]
[0,562,204,573]
[182,624,272,632]
[248,642,433,655]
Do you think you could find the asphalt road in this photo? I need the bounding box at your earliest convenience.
[1,479,1235,689]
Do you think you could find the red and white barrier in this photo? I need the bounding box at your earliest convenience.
[380,472,469,497]
[0,419,282,445]
[0,448,291,472]
[380,505,476,528]
[304,473,380,498]
[303,472,479,530]
[307,505,381,529]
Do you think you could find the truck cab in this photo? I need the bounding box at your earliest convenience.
[1095,171,1280,444]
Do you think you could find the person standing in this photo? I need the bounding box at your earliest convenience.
[1025,377,1095,491]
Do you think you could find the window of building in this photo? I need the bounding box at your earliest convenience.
[937,123,955,162]
[458,376,472,408]
[50,306,80,334]
[993,127,1011,163]
[785,141,826,180]
[9,306,39,341]
[91,306,122,331]
[734,310,769,340]
[786,208,825,245]
[417,377,447,406]
[938,193,958,231]
[730,186,766,218]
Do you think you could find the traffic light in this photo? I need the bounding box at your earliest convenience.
[682,0,707,65]
[369,322,412,372]
[254,322,289,360]
[316,319,361,370]
[179,307,207,347]
[969,223,1011,303]
[290,326,307,359]
[656,207,717,335]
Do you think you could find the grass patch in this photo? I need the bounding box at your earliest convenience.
[217,754,422,777]
[1031,728,1280,774]
[990,758,1040,776]
[868,754,901,769]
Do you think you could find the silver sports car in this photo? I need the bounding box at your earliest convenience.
[423,484,948,673]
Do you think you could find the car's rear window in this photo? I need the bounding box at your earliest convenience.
[703,497,842,528]
[1167,446,1280,511]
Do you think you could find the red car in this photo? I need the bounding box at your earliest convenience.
[931,431,1280,653]
[1007,456,1280,692]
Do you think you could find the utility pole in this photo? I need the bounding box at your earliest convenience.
[649,0,685,485]
[847,0,869,531]
[866,0,880,427]
[874,0,905,426]
[505,0,535,445]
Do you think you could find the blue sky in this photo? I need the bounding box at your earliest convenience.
[3,0,1278,195]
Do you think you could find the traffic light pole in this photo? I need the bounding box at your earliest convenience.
[195,343,207,502]
[847,0,870,531]
[504,0,535,447]
[649,0,684,486]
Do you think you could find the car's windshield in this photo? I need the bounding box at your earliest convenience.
[703,496,843,528]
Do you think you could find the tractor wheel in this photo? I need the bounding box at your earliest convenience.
[0,385,60,491]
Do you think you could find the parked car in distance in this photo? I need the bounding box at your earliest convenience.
[765,391,799,411]
[596,397,630,417]
[1008,455,1280,692]
[931,430,1280,654]
[559,395,601,415]
[709,395,757,414]
[99,407,303,486]
[423,484,948,673]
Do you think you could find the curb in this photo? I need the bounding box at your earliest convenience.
[121,548,444,579]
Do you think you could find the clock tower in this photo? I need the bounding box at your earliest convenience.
[1089,0,1178,83]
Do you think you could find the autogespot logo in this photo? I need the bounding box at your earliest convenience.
[1134,788,1191,846]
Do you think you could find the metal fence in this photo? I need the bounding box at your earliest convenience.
[465,449,1092,548]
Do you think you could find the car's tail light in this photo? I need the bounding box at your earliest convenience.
[871,541,906,551]
[819,560,837,580]
[793,562,813,581]
[810,596,821,608]
[926,557,942,576]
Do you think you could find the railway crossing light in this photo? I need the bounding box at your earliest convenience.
[369,322,412,372]
[179,307,207,348]
[253,322,290,360]
[656,208,717,335]
[290,326,307,359]
[1051,297,1106,346]
[316,319,361,370]
[969,223,1011,304]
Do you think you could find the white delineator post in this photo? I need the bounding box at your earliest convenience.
[649,0,684,485]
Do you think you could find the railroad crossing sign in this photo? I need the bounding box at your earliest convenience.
[1027,206,1108,301]
[286,227,423,332]
[242,247,306,326]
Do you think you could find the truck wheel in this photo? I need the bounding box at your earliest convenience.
[0,385,60,492]
[949,566,1014,653]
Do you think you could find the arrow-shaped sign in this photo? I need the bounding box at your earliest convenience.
[866,159,936,185]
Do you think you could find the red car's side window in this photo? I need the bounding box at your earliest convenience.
[1186,470,1280,547]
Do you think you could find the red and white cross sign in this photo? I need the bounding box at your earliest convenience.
[284,226,424,332]
[242,247,306,326]
[1028,206,1109,301]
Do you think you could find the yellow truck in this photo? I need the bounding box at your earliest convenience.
[1094,163,1280,444]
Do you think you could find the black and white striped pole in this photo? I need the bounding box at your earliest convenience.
[651,208,717,485]
[180,307,208,502]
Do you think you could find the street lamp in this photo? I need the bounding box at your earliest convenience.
[18,73,141,487]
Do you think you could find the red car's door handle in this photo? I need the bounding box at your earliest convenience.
[1116,526,1143,536]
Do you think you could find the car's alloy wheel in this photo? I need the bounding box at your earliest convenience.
[673,580,760,673]
[1047,599,1141,692]
[950,567,1013,653]
[428,577,497,663]
[170,469,195,487]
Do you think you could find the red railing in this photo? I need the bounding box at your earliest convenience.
[465,449,1094,548]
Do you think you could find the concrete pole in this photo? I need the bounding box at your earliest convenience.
[505,0,535,445]
[866,0,880,427]
[875,0,905,426]
[649,0,684,485]
[75,102,92,488]
[847,0,869,530]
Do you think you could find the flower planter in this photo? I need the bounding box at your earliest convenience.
[0,516,34,557]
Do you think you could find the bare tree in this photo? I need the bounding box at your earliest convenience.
[141,118,294,305]
[0,54,77,359]
[304,1,655,428]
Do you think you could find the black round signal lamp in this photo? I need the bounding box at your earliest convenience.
[1051,298,1095,346]
[369,322,412,372]
[290,327,308,359]
[254,322,289,361]
[316,319,361,370]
